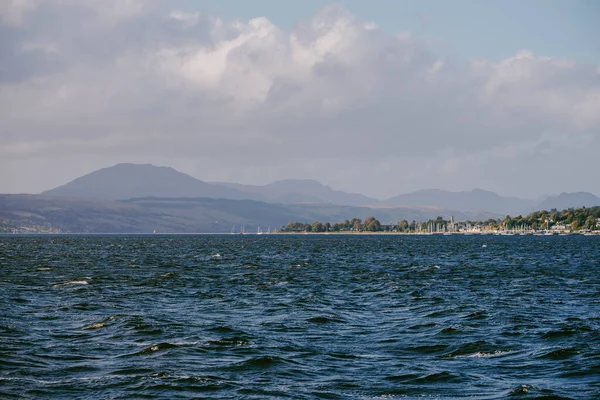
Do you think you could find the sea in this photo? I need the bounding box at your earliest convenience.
[1,234,599,399]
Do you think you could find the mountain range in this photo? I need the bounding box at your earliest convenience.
[43,163,600,214]
[210,179,377,206]
[384,188,535,215]
[2,163,599,233]
[536,192,600,212]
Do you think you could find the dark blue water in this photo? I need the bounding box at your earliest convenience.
[1,235,599,399]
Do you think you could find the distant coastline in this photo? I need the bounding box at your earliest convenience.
[4,231,598,237]
[1,193,598,235]
[271,231,600,236]
[278,207,600,236]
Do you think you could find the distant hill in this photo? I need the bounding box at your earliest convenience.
[535,192,600,211]
[385,188,535,215]
[0,194,173,233]
[43,163,266,201]
[43,164,377,206]
[0,194,501,233]
[212,179,378,206]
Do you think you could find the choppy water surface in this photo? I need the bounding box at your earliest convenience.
[1,235,599,399]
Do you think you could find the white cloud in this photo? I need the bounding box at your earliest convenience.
[0,2,598,198]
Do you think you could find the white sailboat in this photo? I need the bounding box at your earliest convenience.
[257,226,263,235]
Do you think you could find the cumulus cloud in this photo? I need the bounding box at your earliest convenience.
[0,1,598,198]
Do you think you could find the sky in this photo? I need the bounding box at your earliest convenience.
[1,0,599,200]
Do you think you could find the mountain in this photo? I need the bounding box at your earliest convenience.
[211,179,379,206]
[0,194,501,234]
[44,164,377,206]
[385,188,535,215]
[535,192,600,211]
[43,163,266,201]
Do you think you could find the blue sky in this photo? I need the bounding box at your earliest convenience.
[183,0,599,63]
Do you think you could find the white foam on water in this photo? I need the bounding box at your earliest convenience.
[465,350,512,358]
[172,341,201,346]
[52,281,89,288]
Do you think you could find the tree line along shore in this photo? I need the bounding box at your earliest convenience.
[279,207,600,234]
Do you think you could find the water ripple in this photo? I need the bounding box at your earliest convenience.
[1,234,598,399]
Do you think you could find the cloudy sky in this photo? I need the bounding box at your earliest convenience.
[1,0,599,199]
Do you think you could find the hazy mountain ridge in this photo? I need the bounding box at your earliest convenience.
[536,192,600,212]
[212,179,378,206]
[39,163,600,216]
[384,188,537,215]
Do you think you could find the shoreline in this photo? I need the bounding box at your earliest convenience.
[2,231,599,236]
[272,231,600,236]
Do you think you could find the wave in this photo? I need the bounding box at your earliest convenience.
[229,356,296,370]
[205,336,251,347]
[406,344,448,354]
[135,342,179,355]
[464,350,513,358]
[541,325,592,339]
[413,371,461,383]
[438,341,510,359]
[51,280,89,288]
[537,347,580,360]
[80,315,119,330]
[506,384,573,399]
[306,314,346,324]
